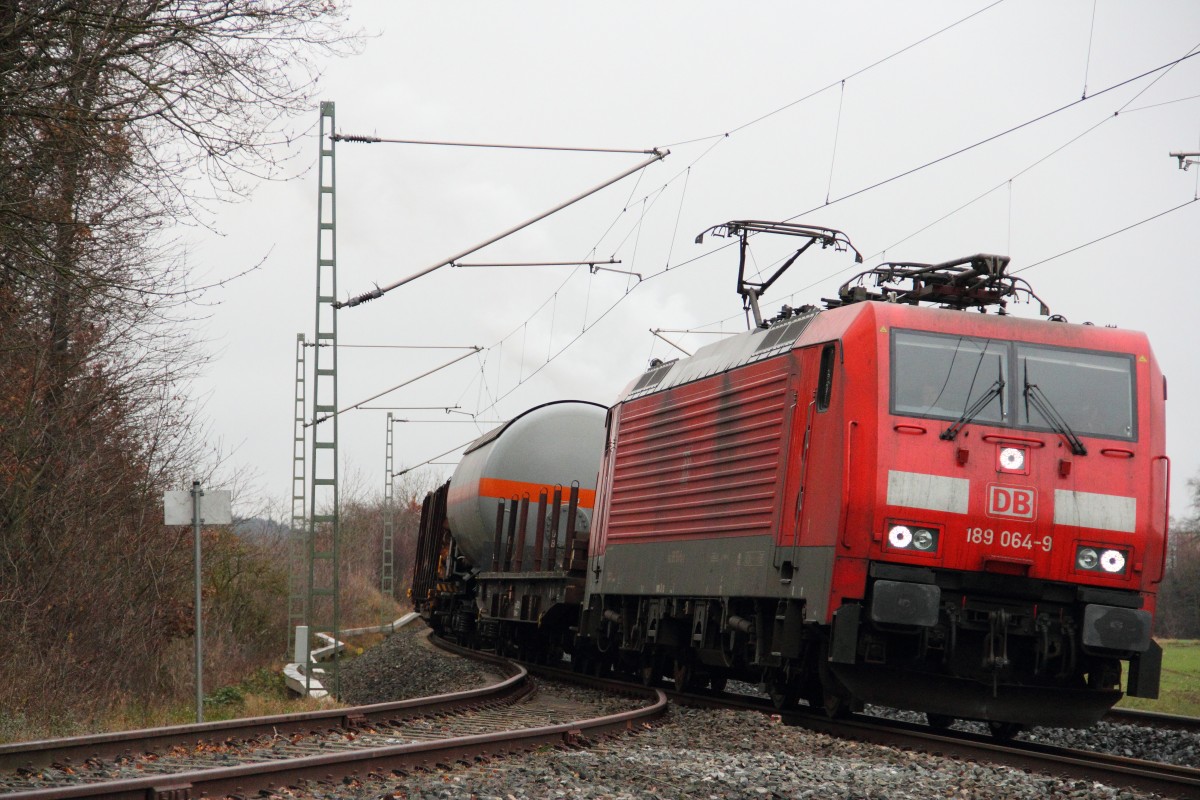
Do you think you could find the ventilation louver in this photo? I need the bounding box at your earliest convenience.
[751,312,819,360]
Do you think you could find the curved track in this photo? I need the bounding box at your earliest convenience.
[782,706,1200,800]
[524,658,1200,799]
[0,642,666,799]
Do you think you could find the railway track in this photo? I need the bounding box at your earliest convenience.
[520,658,1200,799]
[785,707,1200,800]
[1106,706,1200,734]
[0,642,666,799]
[2,629,1193,799]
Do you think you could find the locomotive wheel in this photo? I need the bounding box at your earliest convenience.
[925,713,955,730]
[987,721,1023,740]
[708,675,727,693]
[814,643,855,719]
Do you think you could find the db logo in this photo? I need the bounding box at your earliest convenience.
[987,485,1037,520]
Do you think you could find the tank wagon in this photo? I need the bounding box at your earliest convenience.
[411,400,606,653]
[414,221,1167,736]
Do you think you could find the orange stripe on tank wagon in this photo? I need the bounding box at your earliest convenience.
[476,477,596,508]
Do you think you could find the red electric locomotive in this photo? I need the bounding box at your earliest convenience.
[576,221,1165,735]
[412,220,1166,736]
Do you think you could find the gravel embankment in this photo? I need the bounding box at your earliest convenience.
[337,623,501,705]
[316,624,1185,799]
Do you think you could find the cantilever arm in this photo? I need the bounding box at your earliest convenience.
[337,150,668,308]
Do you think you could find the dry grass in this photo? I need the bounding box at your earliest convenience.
[0,669,341,744]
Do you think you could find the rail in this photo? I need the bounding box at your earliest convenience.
[0,641,665,800]
[0,638,521,774]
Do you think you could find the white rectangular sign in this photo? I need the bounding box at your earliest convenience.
[164,489,233,526]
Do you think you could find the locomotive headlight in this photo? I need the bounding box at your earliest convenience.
[999,447,1026,472]
[1100,549,1127,574]
[888,525,913,549]
[1075,545,1129,575]
[885,522,940,554]
[1076,547,1099,570]
[912,528,935,551]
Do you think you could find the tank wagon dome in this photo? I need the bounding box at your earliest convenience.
[445,400,607,569]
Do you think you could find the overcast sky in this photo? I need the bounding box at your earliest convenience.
[190,1,1200,520]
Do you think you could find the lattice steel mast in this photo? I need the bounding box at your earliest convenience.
[307,101,341,695]
[287,333,307,658]
[381,413,395,627]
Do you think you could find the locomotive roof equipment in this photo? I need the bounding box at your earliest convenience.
[695,220,863,328]
[696,219,1053,322]
[830,253,1052,315]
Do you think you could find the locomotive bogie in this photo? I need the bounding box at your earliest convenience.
[576,593,829,695]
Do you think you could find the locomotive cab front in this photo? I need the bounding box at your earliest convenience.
[827,303,1168,731]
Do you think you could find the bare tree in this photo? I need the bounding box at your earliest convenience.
[0,1,352,731]
[1157,476,1200,639]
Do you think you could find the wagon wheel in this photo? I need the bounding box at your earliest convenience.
[769,685,798,710]
[672,659,693,690]
[544,645,565,667]
[572,648,596,675]
[708,674,728,693]
[822,689,851,719]
[639,654,661,687]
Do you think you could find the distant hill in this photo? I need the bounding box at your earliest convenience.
[233,516,292,541]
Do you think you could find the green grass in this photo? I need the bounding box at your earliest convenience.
[1117,639,1200,716]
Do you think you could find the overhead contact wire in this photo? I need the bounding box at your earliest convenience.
[660,0,1008,148]
[782,49,1200,227]
[685,43,1200,333]
[1012,199,1200,274]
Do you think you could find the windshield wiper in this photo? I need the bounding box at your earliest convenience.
[1023,376,1087,456]
[940,378,1005,441]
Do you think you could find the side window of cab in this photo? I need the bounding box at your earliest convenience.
[817,343,836,412]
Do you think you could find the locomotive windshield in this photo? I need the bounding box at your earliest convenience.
[892,331,1008,424]
[1017,344,1135,439]
[891,330,1136,441]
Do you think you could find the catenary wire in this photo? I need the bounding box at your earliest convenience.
[781,49,1200,223]
[660,0,1009,148]
[694,38,1200,326]
[1011,199,1200,274]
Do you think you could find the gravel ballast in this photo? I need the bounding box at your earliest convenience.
[337,624,502,706]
